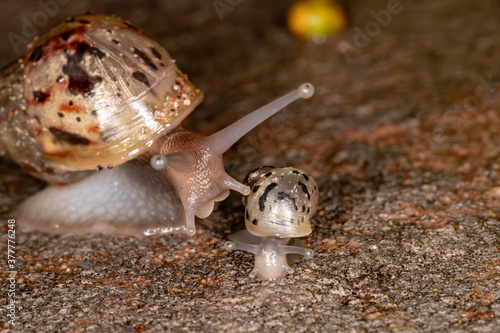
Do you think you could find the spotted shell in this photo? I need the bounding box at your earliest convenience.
[0,14,203,183]
[243,166,319,238]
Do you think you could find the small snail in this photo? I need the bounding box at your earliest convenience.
[225,166,319,280]
[1,14,315,236]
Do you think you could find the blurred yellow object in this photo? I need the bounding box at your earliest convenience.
[287,0,347,43]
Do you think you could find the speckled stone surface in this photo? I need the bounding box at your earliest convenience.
[0,0,499,332]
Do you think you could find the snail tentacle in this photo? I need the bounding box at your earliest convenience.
[204,83,315,155]
[278,245,315,258]
[224,241,260,255]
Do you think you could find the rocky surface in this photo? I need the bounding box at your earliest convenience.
[0,0,499,332]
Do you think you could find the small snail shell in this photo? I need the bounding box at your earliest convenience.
[225,166,318,280]
[4,14,315,236]
[243,166,319,238]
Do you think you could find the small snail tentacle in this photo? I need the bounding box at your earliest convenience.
[278,245,314,258]
[225,239,313,258]
[224,241,259,254]
[249,268,259,279]
[283,265,294,275]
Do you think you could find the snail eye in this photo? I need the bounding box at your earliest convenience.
[150,155,168,170]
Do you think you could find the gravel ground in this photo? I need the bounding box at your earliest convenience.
[0,0,499,332]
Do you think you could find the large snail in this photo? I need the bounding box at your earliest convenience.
[225,166,318,280]
[0,14,315,236]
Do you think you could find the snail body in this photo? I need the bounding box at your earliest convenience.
[2,14,315,236]
[225,166,318,280]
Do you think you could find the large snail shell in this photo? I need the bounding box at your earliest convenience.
[243,166,319,238]
[0,14,203,182]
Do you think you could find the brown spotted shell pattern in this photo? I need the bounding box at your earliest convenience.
[243,166,319,238]
[0,14,203,183]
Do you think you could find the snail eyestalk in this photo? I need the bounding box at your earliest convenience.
[204,83,315,155]
[149,153,191,171]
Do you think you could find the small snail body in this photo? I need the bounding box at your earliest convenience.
[225,166,318,280]
[2,14,315,236]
